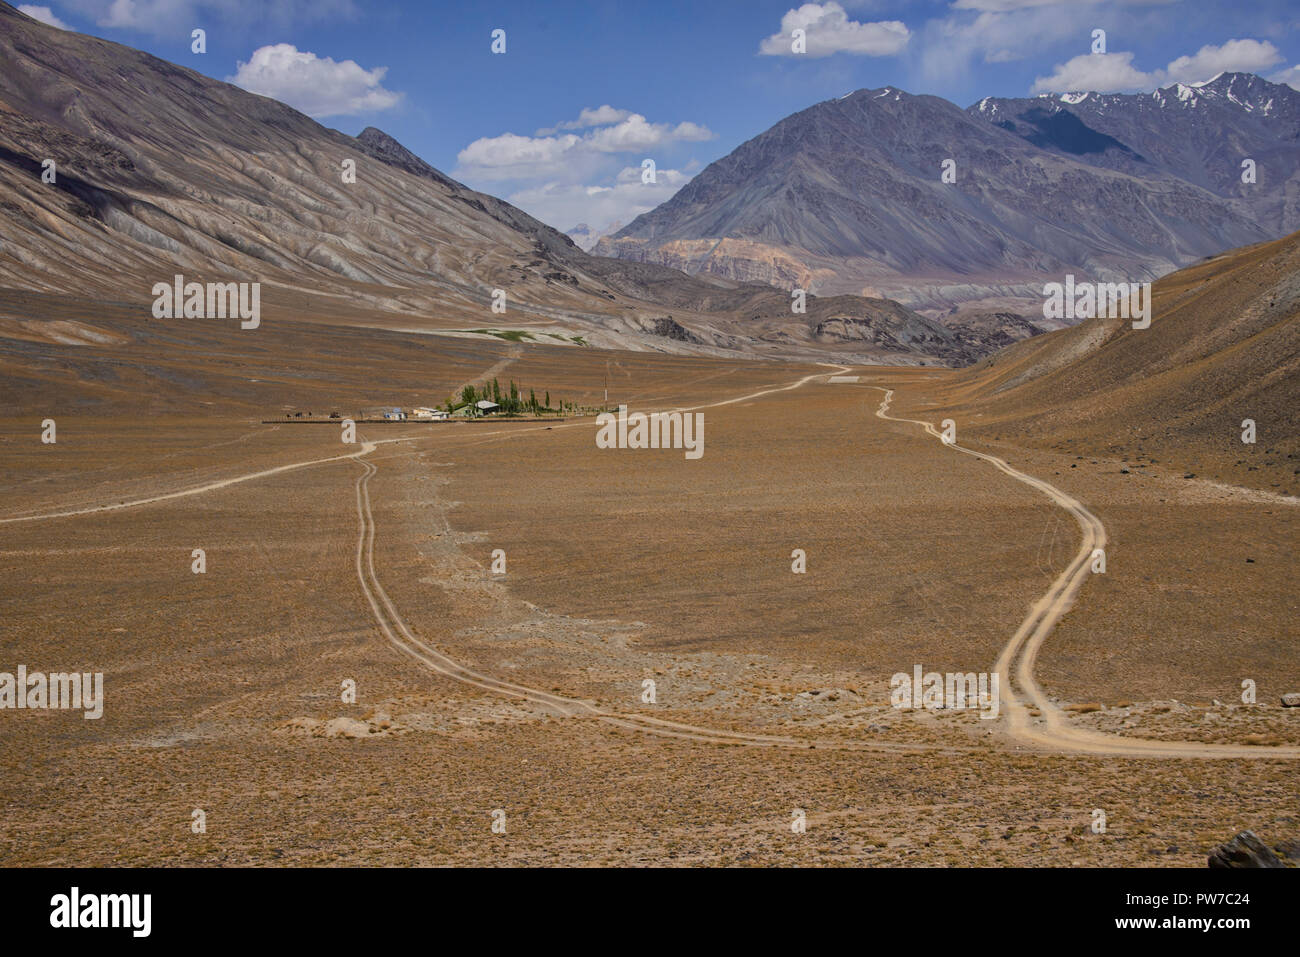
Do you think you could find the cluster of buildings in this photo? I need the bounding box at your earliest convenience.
[380,401,500,421]
[382,406,441,421]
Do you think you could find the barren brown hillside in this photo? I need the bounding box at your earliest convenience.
[0,2,1004,366]
[900,230,1300,498]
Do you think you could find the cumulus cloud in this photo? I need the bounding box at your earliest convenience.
[1031,39,1287,94]
[1164,39,1282,83]
[457,132,584,180]
[536,105,632,136]
[456,108,709,233]
[17,4,70,28]
[920,0,1192,87]
[1030,51,1158,93]
[759,2,909,58]
[508,166,693,236]
[226,44,402,118]
[1270,64,1300,91]
[457,112,712,181]
[587,115,712,152]
[917,2,1087,86]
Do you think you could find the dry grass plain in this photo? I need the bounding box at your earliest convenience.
[0,300,1295,866]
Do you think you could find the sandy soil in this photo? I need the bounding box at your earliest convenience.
[0,311,1295,866]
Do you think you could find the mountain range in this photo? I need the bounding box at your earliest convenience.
[597,73,1300,314]
[0,1,1029,366]
[3,0,1296,368]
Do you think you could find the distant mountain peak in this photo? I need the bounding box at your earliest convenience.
[354,126,458,187]
[1188,71,1229,89]
[1010,71,1291,115]
[357,126,404,150]
[604,72,1296,311]
[0,1,1056,366]
[829,85,915,106]
[566,221,623,252]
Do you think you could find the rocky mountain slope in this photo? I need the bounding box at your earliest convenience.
[599,76,1298,314]
[0,2,1016,366]
[974,72,1300,235]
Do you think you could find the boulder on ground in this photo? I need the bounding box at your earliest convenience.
[1207,831,1285,868]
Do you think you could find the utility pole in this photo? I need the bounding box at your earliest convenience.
[604,362,609,410]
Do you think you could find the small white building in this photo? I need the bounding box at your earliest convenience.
[382,407,407,421]
[411,407,449,420]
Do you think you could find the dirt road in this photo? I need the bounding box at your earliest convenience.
[3,372,1292,760]
[873,386,1300,760]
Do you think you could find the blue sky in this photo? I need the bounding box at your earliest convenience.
[19,0,1300,233]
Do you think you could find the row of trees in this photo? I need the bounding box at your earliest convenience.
[448,378,578,415]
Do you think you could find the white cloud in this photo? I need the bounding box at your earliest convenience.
[98,0,138,26]
[1031,39,1287,94]
[457,113,713,181]
[456,108,710,233]
[587,115,712,152]
[508,167,692,236]
[667,121,712,141]
[572,105,631,128]
[1031,51,1158,93]
[226,44,402,118]
[1270,64,1300,91]
[759,2,909,58]
[917,4,1086,86]
[457,132,585,180]
[536,105,632,136]
[1164,39,1283,84]
[17,4,70,28]
[919,0,1182,87]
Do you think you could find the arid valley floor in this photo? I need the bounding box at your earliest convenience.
[0,272,1296,867]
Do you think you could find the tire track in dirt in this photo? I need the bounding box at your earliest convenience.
[352,370,952,754]
[8,370,1291,759]
[0,437,411,524]
[872,386,1300,760]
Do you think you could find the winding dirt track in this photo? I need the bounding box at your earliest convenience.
[0,365,935,755]
[352,448,940,753]
[348,366,955,754]
[4,370,1294,759]
[0,437,412,525]
[873,387,1300,760]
